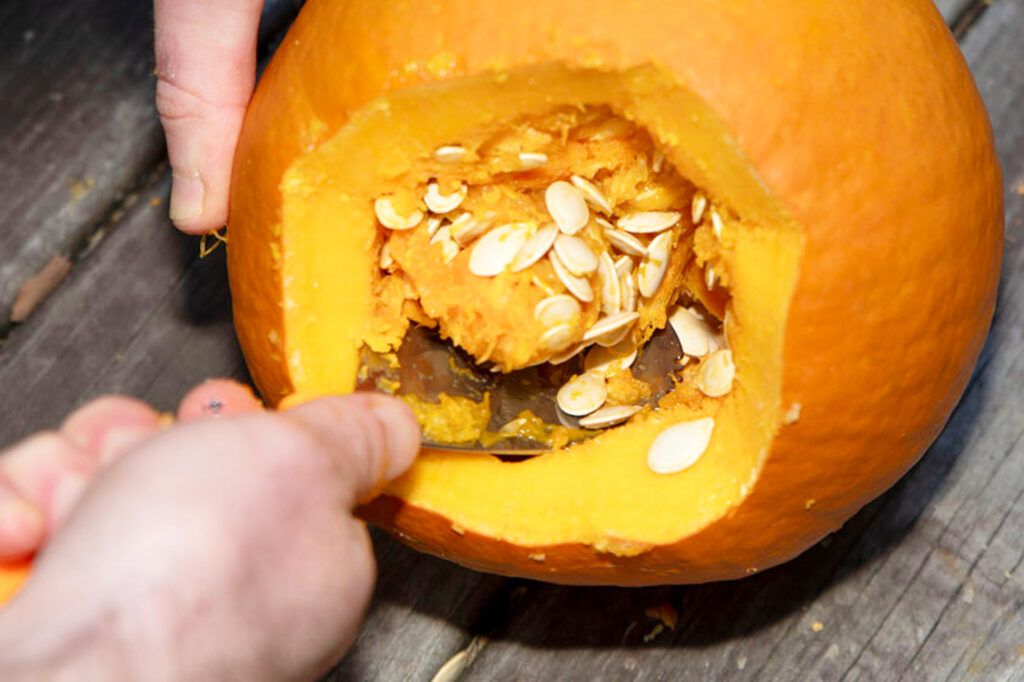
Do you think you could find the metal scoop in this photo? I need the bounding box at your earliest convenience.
[357,325,684,454]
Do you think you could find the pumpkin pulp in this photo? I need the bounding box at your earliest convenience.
[276,63,803,549]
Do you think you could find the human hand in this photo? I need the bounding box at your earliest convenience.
[0,380,420,681]
[154,0,265,233]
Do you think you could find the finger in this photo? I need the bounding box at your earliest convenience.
[178,379,263,422]
[60,396,162,467]
[0,434,89,536]
[283,394,421,505]
[154,0,264,233]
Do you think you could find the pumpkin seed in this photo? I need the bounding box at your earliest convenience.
[556,371,608,416]
[705,265,717,290]
[534,294,581,328]
[584,341,638,375]
[697,349,735,397]
[518,152,548,170]
[579,404,642,430]
[710,208,724,240]
[423,181,466,214]
[379,242,394,270]
[425,216,443,237]
[549,250,594,303]
[545,181,590,235]
[614,255,634,278]
[468,223,533,277]
[570,175,614,214]
[553,234,599,276]
[604,228,647,257]
[651,149,665,173]
[620,269,638,312]
[374,196,423,231]
[450,212,492,246]
[582,311,639,343]
[549,341,589,365]
[647,417,715,474]
[637,231,673,297]
[617,211,681,234]
[597,252,621,315]
[539,323,575,352]
[511,223,558,272]
[434,145,467,163]
[668,306,716,357]
[691,193,708,224]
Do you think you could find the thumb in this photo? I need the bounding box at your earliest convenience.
[281,394,421,505]
[154,0,264,233]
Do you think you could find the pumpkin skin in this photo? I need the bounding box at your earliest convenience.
[227,0,1002,584]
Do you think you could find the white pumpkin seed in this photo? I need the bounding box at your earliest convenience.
[374,196,423,231]
[379,242,394,270]
[710,208,724,240]
[556,372,608,416]
[534,294,581,328]
[597,252,621,315]
[539,323,575,352]
[668,306,716,357]
[450,212,492,246]
[620,269,638,312]
[579,404,642,429]
[423,181,466,214]
[691,193,708,224]
[553,234,599,276]
[614,255,634,278]
[584,341,638,375]
[647,417,715,474]
[570,175,614,214]
[651,149,665,173]
[637,231,673,298]
[582,311,639,343]
[426,216,443,237]
[705,265,717,290]
[549,250,594,302]
[595,216,615,230]
[697,349,735,398]
[545,181,590,235]
[434,145,467,163]
[511,223,558,272]
[549,341,588,365]
[603,228,647,257]
[518,152,548,170]
[468,223,533,277]
[617,211,681,234]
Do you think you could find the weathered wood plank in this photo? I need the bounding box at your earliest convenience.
[0,0,300,328]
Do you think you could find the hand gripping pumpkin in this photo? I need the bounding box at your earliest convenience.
[226,0,1002,585]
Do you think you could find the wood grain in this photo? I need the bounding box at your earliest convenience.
[0,2,1019,681]
[0,0,301,329]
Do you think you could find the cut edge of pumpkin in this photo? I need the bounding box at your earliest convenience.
[276,62,804,550]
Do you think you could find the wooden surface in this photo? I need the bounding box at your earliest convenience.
[0,1,1021,680]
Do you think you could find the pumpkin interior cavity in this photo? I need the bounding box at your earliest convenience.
[280,63,803,546]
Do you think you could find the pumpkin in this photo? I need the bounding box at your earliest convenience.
[228,0,1000,585]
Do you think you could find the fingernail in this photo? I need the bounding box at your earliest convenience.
[0,498,44,559]
[365,395,421,480]
[169,170,204,223]
[50,474,89,528]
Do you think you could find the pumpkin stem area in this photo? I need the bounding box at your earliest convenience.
[366,106,736,444]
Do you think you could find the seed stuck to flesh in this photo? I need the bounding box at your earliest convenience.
[556,372,608,416]
[545,181,590,235]
[553,234,599,276]
[511,223,559,272]
[428,224,460,264]
[374,196,424,231]
[711,208,724,240]
[647,417,715,474]
[539,323,575,353]
[534,294,581,328]
[570,175,614,214]
[617,211,681,234]
[426,216,443,237]
[691,193,708,224]
[584,341,638,375]
[582,311,640,343]
[697,349,735,398]
[668,306,717,357]
[549,342,588,365]
[423,181,467,214]
[651,149,665,174]
[468,223,533,277]
[614,255,634,278]
[579,404,642,430]
[637,231,673,298]
[450,212,492,246]
[518,152,548,170]
[434,145,467,163]
[604,228,647,257]
[597,252,622,315]
[379,243,394,270]
[705,265,717,291]
[549,250,594,303]
[620,269,638,312]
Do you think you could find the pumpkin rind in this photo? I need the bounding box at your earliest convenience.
[228,0,1002,584]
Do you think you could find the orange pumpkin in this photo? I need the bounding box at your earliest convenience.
[224,0,1001,585]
